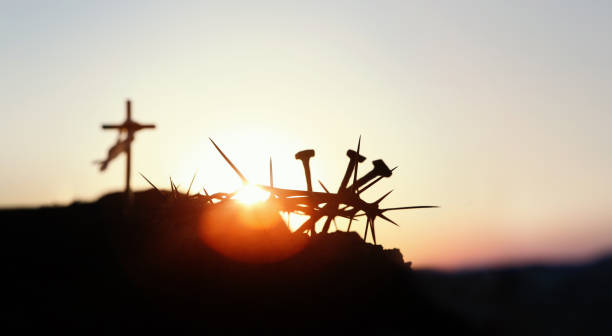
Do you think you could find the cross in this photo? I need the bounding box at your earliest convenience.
[102,100,155,197]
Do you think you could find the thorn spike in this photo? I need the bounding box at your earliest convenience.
[378,213,398,226]
[139,172,163,197]
[209,138,248,184]
[371,218,377,244]
[318,180,330,194]
[382,206,439,211]
[375,190,393,204]
[187,170,197,196]
[347,215,354,232]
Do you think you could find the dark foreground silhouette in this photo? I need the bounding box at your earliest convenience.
[2,190,611,335]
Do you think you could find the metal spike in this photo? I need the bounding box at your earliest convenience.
[209,138,248,184]
[353,135,361,188]
[363,217,370,242]
[357,167,397,194]
[358,176,382,194]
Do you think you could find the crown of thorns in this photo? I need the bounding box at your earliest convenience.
[142,137,437,245]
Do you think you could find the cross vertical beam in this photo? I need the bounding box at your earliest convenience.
[124,100,132,195]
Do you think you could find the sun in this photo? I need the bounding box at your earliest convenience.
[233,183,270,205]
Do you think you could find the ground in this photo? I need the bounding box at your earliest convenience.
[2,190,610,335]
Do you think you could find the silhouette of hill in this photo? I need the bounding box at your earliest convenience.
[2,190,611,335]
[415,256,612,335]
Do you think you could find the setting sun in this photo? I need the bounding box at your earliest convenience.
[233,183,270,205]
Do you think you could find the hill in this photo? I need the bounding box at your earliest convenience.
[2,190,611,335]
[2,190,468,335]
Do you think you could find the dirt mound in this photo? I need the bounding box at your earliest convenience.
[2,190,471,335]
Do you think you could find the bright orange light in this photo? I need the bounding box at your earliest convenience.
[233,183,269,205]
[199,201,308,263]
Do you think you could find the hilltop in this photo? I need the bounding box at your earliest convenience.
[2,190,469,335]
[4,190,611,335]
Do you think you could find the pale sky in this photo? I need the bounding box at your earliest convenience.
[1,1,611,269]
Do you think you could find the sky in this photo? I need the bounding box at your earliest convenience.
[1,1,611,269]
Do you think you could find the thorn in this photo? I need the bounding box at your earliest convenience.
[202,187,212,204]
[139,172,164,198]
[382,205,439,211]
[169,176,176,194]
[378,213,398,226]
[296,215,319,235]
[375,190,393,204]
[371,218,377,244]
[318,180,330,194]
[209,138,248,184]
[186,170,197,196]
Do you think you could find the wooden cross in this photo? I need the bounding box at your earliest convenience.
[102,100,155,197]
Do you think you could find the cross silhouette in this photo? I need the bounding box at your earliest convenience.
[101,100,155,197]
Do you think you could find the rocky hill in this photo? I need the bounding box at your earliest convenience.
[3,190,611,335]
[2,190,469,335]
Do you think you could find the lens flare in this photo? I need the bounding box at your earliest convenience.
[233,183,270,205]
[199,201,308,263]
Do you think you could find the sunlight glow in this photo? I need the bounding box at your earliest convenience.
[233,183,270,205]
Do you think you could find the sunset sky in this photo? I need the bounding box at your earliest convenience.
[2,1,611,269]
